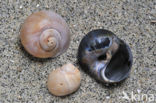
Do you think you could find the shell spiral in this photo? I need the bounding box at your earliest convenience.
[20,11,70,58]
[78,29,133,83]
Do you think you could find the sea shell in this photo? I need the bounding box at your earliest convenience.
[47,63,81,96]
[20,10,70,58]
[78,29,133,83]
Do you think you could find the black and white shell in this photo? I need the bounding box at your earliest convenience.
[78,29,133,83]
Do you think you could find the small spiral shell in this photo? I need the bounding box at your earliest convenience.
[47,63,81,96]
[20,10,70,58]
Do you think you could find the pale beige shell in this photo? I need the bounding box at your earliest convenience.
[20,10,70,58]
[47,63,81,96]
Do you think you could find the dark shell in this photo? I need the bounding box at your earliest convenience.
[77,29,133,83]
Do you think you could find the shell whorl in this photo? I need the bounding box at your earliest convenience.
[39,29,61,51]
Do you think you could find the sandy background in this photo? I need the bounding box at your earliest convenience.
[0,0,156,103]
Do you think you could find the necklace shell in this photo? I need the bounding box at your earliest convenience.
[78,29,133,83]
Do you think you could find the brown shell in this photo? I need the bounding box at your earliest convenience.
[20,11,70,58]
[47,63,81,96]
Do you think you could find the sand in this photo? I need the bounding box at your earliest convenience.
[0,0,156,103]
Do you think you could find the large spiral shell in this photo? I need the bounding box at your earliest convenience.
[20,10,70,58]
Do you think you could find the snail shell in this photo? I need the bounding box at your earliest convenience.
[78,29,133,84]
[20,11,70,58]
[47,63,81,96]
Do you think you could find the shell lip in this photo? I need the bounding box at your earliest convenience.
[100,40,133,83]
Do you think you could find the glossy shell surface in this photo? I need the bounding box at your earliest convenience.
[78,29,133,83]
